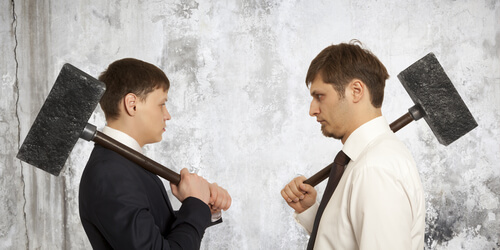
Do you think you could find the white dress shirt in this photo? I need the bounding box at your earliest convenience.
[102,126,143,153]
[296,116,425,250]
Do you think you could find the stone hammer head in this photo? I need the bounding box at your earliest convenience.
[397,53,477,146]
[17,64,106,176]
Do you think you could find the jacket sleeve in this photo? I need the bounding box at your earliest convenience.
[167,197,212,249]
[80,157,211,250]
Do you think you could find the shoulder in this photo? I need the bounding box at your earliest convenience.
[80,145,152,194]
[365,132,414,165]
[350,132,417,179]
[345,132,424,206]
[85,145,134,169]
[84,145,150,174]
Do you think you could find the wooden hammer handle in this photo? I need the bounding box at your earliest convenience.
[303,162,336,187]
[303,112,414,186]
[93,131,181,185]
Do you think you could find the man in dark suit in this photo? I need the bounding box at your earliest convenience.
[79,58,231,249]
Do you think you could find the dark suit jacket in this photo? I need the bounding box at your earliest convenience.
[79,144,212,249]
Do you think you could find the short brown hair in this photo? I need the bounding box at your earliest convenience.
[305,40,389,108]
[98,58,170,121]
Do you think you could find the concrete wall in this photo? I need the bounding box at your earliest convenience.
[1,0,499,249]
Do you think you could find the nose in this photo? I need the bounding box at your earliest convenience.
[309,99,320,117]
[163,106,171,121]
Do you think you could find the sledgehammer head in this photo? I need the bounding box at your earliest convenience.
[397,53,477,145]
[17,64,105,176]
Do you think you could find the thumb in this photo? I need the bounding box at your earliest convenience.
[179,168,189,177]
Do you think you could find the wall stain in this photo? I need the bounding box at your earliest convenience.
[166,36,200,75]
[91,6,121,29]
[240,0,280,17]
[425,185,500,248]
[174,0,199,19]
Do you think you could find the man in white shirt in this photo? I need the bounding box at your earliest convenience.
[281,40,425,249]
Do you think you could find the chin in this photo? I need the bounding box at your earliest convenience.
[321,126,341,139]
[147,136,162,144]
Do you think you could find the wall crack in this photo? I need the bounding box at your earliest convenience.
[11,0,28,249]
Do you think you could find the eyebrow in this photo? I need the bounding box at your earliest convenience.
[310,90,320,97]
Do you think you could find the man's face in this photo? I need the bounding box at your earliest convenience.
[309,75,350,142]
[135,87,171,146]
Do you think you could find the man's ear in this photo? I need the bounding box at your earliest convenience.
[123,93,137,116]
[349,79,365,103]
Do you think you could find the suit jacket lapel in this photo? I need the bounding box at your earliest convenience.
[149,172,175,215]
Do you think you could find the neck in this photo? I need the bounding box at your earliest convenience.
[107,119,144,147]
[341,107,382,144]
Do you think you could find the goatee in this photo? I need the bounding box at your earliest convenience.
[321,125,340,139]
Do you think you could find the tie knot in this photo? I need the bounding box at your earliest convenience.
[334,150,350,166]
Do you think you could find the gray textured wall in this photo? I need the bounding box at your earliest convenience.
[1,0,499,249]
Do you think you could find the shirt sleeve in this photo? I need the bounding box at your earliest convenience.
[348,165,413,250]
[294,202,319,234]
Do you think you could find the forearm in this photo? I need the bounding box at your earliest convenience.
[167,197,212,249]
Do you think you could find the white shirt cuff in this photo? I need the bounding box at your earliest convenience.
[294,202,319,234]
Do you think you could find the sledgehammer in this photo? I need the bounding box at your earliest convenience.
[17,64,181,185]
[304,53,478,187]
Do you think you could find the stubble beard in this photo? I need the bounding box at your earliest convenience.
[321,124,341,140]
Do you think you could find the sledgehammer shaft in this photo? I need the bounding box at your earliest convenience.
[82,124,181,185]
[303,111,417,187]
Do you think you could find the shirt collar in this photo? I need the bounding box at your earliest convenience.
[342,116,391,162]
[101,126,143,154]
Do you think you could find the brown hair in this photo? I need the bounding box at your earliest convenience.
[98,58,170,121]
[305,40,389,108]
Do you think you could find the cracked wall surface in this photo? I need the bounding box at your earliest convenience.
[0,0,25,249]
[1,0,499,249]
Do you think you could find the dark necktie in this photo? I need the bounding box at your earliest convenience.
[307,150,350,250]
